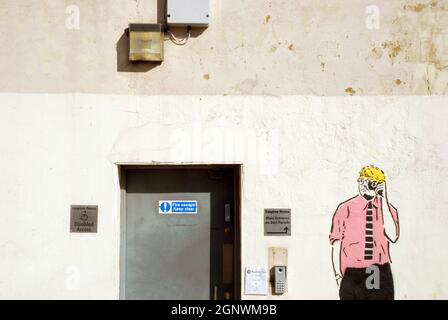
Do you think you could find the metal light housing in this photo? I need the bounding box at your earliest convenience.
[129,23,164,62]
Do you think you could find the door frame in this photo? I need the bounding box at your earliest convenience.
[118,164,242,300]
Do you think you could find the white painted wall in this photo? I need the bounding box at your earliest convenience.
[0,0,447,301]
[0,93,447,299]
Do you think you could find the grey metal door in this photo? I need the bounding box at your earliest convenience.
[123,167,238,300]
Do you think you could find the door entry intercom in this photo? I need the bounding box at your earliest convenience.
[273,266,287,294]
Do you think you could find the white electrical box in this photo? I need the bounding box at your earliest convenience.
[167,0,210,27]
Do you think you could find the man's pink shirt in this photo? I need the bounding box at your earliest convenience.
[329,195,400,275]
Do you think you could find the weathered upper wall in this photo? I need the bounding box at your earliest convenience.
[0,0,447,95]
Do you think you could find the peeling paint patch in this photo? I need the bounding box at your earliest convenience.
[404,3,428,12]
[345,87,356,96]
[288,44,294,51]
[203,74,210,80]
[395,79,403,85]
[403,0,442,11]
[382,41,402,60]
[430,0,438,8]
[265,15,271,23]
[386,1,448,94]
[427,42,448,71]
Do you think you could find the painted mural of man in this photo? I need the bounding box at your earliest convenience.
[330,166,400,300]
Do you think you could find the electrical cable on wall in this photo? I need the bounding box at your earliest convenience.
[166,26,191,46]
[163,0,191,46]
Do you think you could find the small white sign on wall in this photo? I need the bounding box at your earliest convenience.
[245,266,267,295]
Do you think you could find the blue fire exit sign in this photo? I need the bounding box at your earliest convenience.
[159,200,198,214]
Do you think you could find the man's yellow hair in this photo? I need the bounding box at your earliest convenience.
[358,165,386,183]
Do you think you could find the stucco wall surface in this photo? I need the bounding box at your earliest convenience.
[0,93,447,299]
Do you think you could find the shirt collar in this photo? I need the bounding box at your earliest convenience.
[358,194,380,209]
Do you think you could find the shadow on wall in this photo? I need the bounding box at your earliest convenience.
[116,0,207,73]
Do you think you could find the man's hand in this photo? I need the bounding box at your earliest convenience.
[335,274,343,287]
[376,182,387,199]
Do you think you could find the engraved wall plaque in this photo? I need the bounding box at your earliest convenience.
[70,205,98,233]
[264,208,291,236]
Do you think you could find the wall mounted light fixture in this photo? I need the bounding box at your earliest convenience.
[128,23,164,62]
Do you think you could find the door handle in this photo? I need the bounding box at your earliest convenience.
[225,203,231,223]
[214,285,218,300]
